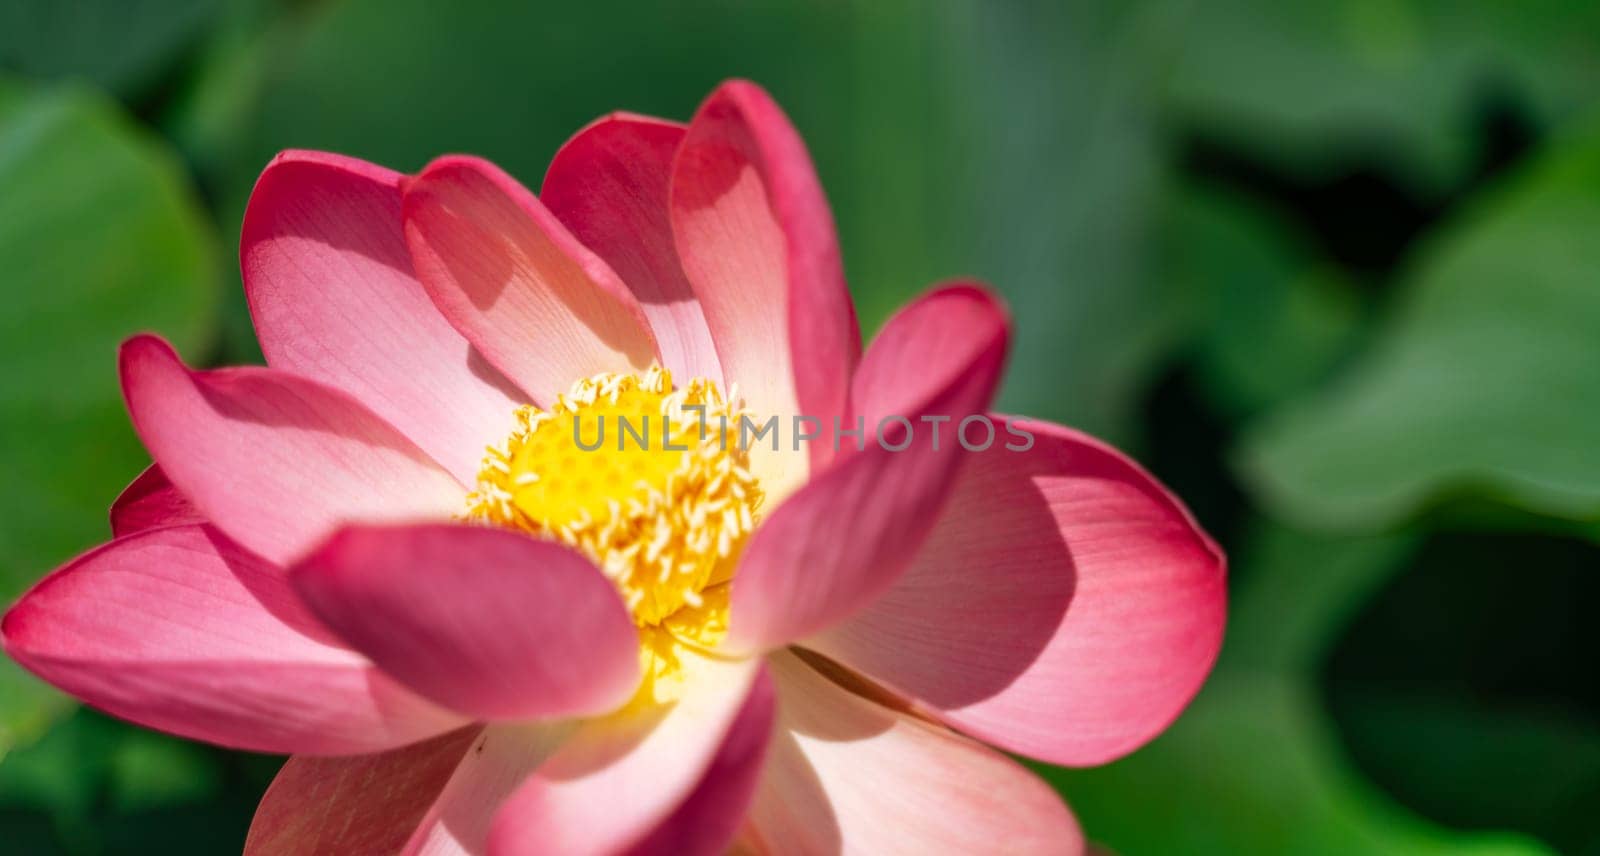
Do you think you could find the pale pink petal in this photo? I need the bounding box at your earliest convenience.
[402,155,658,403]
[110,464,202,536]
[244,728,482,856]
[1,525,465,755]
[542,114,722,384]
[620,668,774,856]
[242,150,524,483]
[488,654,770,856]
[810,418,1226,766]
[738,651,1083,855]
[671,79,859,478]
[400,723,572,855]
[727,283,1008,651]
[288,523,639,722]
[119,335,465,566]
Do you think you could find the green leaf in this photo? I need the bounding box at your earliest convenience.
[107,729,221,812]
[1223,522,1416,673]
[0,709,117,816]
[1047,675,1551,856]
[0,78,220,750]
[0,709,227,854]
[159,0,280,178]
[1047,519,1550,855]
[1239,121,1600,531]
[1163,0,1600,195]
[1333,691,1600,853]
[1323,531,1600,852]
[0,660,73,763]
[0,0,226,98]
[1165,184,1364,420]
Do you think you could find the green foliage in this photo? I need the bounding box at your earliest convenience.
[0,709,267,855]
[1241,122,1600,530]
[1324,532,1600,854]
[0,79,220,756]
[1047,521,1550,855]
[0,661,73,768]
[1333,693,1600,853]
[0,1,226,98]
[1165,184,1364,419]
[1165,0,1600,195]
[0,79,219,597]
[1050,676,1550,856]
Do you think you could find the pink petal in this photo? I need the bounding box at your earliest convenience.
[109,464,202,536]
[242,150,524,483]
[488,654,771,856]
[402,155,658,403]
[119,335,464,566]
[671,79,860,476]
[400,723,572,855]
[246,723,572,856]
[1,525,465,755]
[244,728,482,856]
[542,113,722,384]
[288,523,639,722]
[739,651,1083,855]
[809,418,1227,766]
[727,283,1008,651]
[620,668,774,856]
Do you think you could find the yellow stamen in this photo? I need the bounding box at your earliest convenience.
[465,367,763,702]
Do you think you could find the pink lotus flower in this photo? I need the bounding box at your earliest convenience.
[2,80,1224,855]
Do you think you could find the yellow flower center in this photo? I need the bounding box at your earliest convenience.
[465,367,763,702]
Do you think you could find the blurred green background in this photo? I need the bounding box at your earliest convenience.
[2,0,1598,853]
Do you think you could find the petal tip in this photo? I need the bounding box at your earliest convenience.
[925,279,1013,343]
[0,601,24,654]
[118,331,175,361]
[264,148,342,171]
[410,153,499,186]
[117,333,180,394]
[708,77,772,105]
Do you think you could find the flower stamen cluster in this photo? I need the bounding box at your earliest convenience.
[466,367,764,699]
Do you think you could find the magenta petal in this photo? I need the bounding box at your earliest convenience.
[487,655,770,856]
[242,150,524,483]
[543,113,722,384]
[288,523,640,722]
[245,723,571,856]
[1,525,465,755]
[727,283,1008,651]
[811,418,1227,766]
[119,335,464,566]
[110,464,202,537]
[671,80,860,473]
[740,652,1084,854]
[244,728,482,856]
[402,155,658,403]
